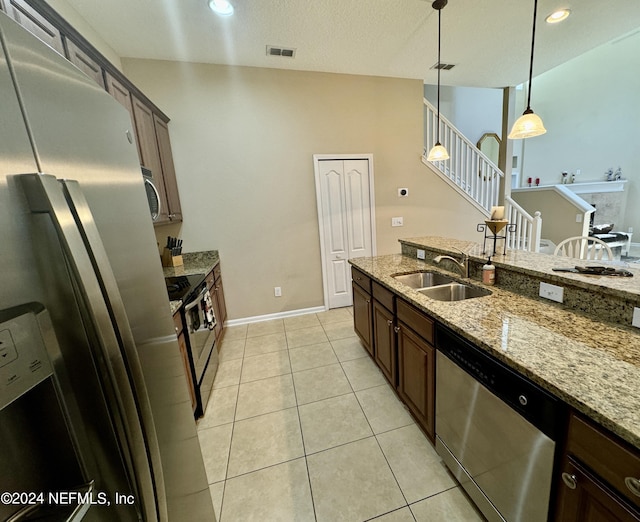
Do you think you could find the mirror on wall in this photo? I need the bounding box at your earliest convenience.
[477,132,500,166]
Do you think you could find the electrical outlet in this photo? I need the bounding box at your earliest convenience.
[539,282,564,303]
[417,249,426,260]
[391,217,404,227]
[632,307,640,329]
[274,286,282,297]
[576,214,582,223]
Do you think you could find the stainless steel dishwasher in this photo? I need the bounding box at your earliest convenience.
[435,324,563,522]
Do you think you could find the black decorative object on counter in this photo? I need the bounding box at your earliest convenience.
[165,274,205,301]
[477,220,517,255]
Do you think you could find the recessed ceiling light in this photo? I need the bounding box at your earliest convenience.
[546,9,570,24]
[208,0,234,16]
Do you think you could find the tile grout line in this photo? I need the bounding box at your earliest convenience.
[210,308,463,521]
[285,314,319,522]
[212,334,246,522]
[352,379,413,512]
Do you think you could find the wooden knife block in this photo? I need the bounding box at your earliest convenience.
[162,248,183,267]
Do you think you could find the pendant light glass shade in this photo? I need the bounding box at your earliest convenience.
[508,109,546,139]
[509,0,546,140]
[427,143,450,161]
[428,0,449,163]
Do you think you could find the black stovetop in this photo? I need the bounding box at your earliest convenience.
[165,273,205,302]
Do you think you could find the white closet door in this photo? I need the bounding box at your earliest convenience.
[318,158,373,309]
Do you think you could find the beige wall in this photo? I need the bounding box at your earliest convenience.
[519,30,640,234]
[511,189,588,245]
[122,59,485,320]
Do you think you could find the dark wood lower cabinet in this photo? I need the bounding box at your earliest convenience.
[372,300,395,385]
[348,267,640,522]
[396,321,435,441]
[555,457,640,522]
[205,263,227,342]
[555,412,640,521]
[352,282,373,356]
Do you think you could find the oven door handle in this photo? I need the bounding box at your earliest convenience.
[184,286,208,313]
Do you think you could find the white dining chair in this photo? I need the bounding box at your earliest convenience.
[553,236,613,261]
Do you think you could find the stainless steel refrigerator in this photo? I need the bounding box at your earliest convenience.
[0,12,215,522]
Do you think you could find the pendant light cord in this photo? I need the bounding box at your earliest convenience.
[436,6,442,143]
[526,0,538,111]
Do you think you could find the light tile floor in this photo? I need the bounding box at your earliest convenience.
[197,307,485,522]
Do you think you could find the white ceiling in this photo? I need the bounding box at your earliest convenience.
[64,0,640,88]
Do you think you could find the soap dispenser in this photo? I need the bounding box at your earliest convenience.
[482,257,495,285]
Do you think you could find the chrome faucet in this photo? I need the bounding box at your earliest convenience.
[434,248,469,278]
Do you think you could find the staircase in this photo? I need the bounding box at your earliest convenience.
[422,97,542,252]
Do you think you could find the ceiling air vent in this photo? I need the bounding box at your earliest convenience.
[431,62,455,70]
[266,45,296,58]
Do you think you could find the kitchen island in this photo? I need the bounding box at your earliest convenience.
[350,237,640,521]
[350,237,640,448]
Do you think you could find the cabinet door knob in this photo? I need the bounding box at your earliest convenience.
[518,394,528,406]
[625,477,640,497]
[387,319,393,326]
[561,472,577,490]
[394,326,400,333]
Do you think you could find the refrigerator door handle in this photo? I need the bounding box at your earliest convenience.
[20,173,164,522]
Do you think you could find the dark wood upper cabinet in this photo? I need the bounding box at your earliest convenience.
[2,0,184,226]
[153,115,182,222]
[104,72,137,146]
[66,39,105,89]
[132,95,170,224]
[2,0,64,55]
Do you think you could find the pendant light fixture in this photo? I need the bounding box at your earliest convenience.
[508,0,547,139]
[427,0,449,162]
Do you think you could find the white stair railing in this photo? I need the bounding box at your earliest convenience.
[423,97,502,215]
[505,195,542,252]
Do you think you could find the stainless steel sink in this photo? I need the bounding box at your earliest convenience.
[418,283,492,301]
[393,271,454,289]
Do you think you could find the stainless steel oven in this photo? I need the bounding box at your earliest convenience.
[166,274,218,417]
[435,324,563,522]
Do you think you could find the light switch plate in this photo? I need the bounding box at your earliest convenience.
[539,282,564,303]
[391,217,403,227]
[417,249,426,260]
[632,307,640,328]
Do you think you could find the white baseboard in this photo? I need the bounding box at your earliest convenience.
[225,306,327,327]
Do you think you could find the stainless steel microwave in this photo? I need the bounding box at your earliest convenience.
[141,167,161,221]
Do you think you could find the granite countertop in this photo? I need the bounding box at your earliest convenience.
[164,250,219,315]
[400,236,640,300]
[163,250,220,278]
[350,248,640,449]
